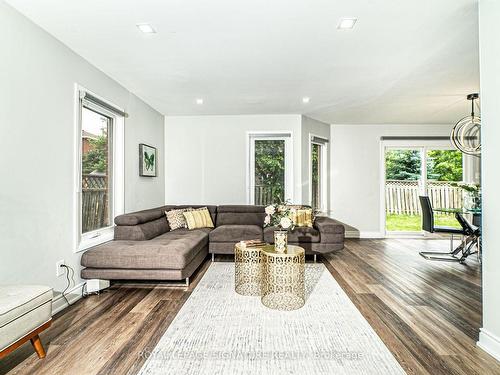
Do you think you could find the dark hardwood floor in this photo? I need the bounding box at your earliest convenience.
[1,239,499,375]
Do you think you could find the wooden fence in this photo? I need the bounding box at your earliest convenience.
[82,174,108,232]
[254,185,281,206]
[385,180,463,215]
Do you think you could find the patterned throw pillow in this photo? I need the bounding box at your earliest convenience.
[165,208,193,230]
[289,206,314,227]
[183,207,214,230]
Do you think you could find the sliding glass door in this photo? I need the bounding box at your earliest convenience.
[384,143,464,233]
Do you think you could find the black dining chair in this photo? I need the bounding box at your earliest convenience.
[418,196,467,261]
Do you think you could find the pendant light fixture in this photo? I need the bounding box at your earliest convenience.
[451,93,481,156]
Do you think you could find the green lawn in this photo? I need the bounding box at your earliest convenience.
[386,213,460,232]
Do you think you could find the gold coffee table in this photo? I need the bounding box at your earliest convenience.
[261,245,305,311]
[234,242,264,296]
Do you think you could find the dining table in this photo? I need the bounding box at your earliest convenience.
[433,207,481,263]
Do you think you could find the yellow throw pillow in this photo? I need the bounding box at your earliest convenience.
[183,207,214,230]
[291,208,313,227]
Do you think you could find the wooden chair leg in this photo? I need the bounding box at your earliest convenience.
[30,335,46,359]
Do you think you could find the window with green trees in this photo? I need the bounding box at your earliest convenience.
[385,149,462,182]
[426,150,463,181]
[81,107,112,233]
[385,149,421,180]
[311,143,321,210]
[254,139,285,205]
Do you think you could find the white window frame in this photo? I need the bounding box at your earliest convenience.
[380,139,467,237]
[246,132,294,205]
[309,134,328,212]
[74,85,124,252]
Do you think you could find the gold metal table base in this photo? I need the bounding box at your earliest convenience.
[234,243,263,296]
[261,245,305,311]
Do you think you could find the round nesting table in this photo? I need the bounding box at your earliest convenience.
[261,245,305,311]
[234,242,264,296]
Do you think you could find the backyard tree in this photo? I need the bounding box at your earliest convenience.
[254,140,285,203]
[82,133,108,174]
[386,149,462,181]
[426,150,463,181]
[385,150,421,180]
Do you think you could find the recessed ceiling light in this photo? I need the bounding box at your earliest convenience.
[302,97,310,104]
[196,98,204,105]
[337,18,357,29]
[136,23,156,33]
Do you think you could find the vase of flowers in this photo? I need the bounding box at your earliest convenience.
[264,203,294,253]
[452,182,481,211]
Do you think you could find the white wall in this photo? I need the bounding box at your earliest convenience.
[301,116,331,208]
[0,2,164,309]
[124,97,165,212]
[477,0,500,361]
[164,115,304,205]
[330,124,454,236]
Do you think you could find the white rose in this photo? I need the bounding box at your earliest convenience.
[265,205,275,215]
[280,217,292,229]
[264,215,271,225]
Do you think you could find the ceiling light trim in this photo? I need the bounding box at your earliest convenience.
[337,18,357,30]
[136,23,156,33]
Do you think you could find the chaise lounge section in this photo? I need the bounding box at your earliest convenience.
[81,205,216,284]
[80,204,345,284]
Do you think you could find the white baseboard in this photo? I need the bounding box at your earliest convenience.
[345,231,384,239]
[478,328,500,361]
[51,282,85,315]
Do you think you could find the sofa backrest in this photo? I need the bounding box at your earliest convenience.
[114,206,173,226]
[114,205,173,240]
[216,205,266,227]
[113,205,218,241]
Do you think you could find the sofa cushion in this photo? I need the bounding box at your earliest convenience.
[209,225,263,243]
[176,205,217,224]
[0,285,53,328]
[291,208,314,227]
[184,208,215,229]
[216,205,266,226]
[263,226,320,243]
[82,229,210,270]
[166,208,192,230]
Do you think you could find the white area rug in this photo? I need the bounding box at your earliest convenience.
[138,263,406,375]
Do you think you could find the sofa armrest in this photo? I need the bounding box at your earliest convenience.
[314,216,345,243]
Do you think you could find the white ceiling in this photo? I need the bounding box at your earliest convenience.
[6,0,479,124]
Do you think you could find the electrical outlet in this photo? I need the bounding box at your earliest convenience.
[56,259,65,277]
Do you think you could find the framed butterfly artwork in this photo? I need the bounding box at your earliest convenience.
[139,144,157,177]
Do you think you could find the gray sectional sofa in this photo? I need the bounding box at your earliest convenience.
[80,205,345,284]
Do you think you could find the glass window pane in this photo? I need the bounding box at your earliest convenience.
[81,107,112,233]
[426,149,463,182]
[426,149,463,228]
[254,139,285,205]
[385,149,422,232]
[311,143,321,211]
[385,149,421,181]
